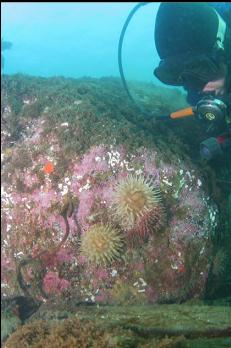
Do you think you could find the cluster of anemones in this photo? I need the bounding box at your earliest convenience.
[80,175,166,264]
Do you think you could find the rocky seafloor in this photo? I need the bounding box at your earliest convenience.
[2,303,231,348]
[1,74,231,347]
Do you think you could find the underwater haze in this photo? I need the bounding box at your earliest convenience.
[1,2,163,83]
[2,2,231,348]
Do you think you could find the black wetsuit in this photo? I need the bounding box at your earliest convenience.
[186,3,231,111]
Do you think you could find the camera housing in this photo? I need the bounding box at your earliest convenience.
[200,133,231,160]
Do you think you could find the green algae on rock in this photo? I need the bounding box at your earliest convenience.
[3,304,231,348]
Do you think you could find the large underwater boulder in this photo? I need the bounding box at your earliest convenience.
[1,75,219,306]
[1,133,218,304]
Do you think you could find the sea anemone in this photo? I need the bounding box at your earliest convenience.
[112,175,163,232]
[127,205,166,245]
[80,223,124,265]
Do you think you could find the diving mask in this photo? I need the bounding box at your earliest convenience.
[154,52,224,91]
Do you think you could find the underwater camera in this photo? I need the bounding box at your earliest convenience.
[196,95,227,123]
[196,96,230,161]
[160,95,231,160]
[167,95,228,123]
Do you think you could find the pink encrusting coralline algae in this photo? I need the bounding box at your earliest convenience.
[1,140,218,304]
[42,271,70,295]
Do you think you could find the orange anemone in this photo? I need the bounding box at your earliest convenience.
[43,161,55,174]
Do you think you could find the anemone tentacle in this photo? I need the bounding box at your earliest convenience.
[112,175,164,232]
[80,223,124,265]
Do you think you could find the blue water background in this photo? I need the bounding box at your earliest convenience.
[1,2,168,86]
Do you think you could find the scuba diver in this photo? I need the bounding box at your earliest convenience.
[153,2,231,160]
[118,2,230,160]
[118,3,231,297]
